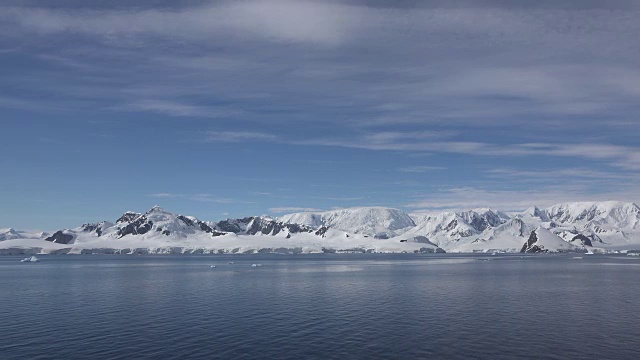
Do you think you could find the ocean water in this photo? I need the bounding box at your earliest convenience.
[1,254,639,359]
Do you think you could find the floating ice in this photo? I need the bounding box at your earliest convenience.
[20,256,39,263]
[251,263,262,267]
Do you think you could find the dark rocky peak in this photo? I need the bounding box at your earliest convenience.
[116,211,141,224]
[45,230,75,244]
[215,217,255,233]
[570,234,593,247]
[117,215,152,238]
[177,215,225,237]
[315,226,330,237]
[80,221,113,237]
[520,230,546,253]
[458,209,506,233]
[244,217,316,236]
[177,215,196,227]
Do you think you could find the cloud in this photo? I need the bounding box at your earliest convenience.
[486,168,633,181]
[296,133,640,171]
[249,192,272,196]
[4,1,640,136]
[4,2,640,198]
[399,166,446,173]
[149,193,178,198]
[116,100,243,118]
[269,207,323,213]
[148,193,252,204]
[206,131,278,142]
[310,196,365,201]
[405,185,640,212]
[4,1,356,45]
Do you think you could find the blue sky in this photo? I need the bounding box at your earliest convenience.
[2,0,640,230]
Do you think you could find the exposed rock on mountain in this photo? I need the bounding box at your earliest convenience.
[520,228,580,253]
[4,202,640,254]
[45,230,75,244]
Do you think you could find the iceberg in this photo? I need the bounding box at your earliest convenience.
[20,256,40,263]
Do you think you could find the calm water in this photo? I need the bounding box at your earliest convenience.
[1,254,639,359]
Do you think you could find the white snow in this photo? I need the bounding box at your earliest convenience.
[2,202,640,255]
[279,207,416,238]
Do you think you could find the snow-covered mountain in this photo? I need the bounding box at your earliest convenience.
[420,202,640,252]
[520,227,581,253]
[398,208,510,250]
[2,202,639,255]
[0,228,48,241]
[0,206,441,255]
[279,207,416,239]
[280,202,640,253]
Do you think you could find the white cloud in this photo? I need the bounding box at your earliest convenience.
[269,207,323,213]
[405,186,640,212]
[399,166,446,173]
[5,1,356,45]
[149,193,178,198]
[206,131,278,142]
[117,100,242,118]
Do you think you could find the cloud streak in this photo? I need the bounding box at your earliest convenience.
[269,207,323,213]
[3,1,640,223]
[405,185,640,212]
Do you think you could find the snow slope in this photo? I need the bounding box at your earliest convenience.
[520,227,582,253]
[279,207,416,238]
[0,206,440,255]
[0,228,48,241]
[2,202,640,255]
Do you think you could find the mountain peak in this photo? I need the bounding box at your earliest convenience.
[279,206,416,238]
[523,206,549,221]
[147,205,167,213]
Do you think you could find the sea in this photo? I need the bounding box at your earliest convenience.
[1,253,639,359]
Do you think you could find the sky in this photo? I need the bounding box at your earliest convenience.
[2,0,640,230]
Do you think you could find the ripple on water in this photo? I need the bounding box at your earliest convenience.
[0,254,639,359]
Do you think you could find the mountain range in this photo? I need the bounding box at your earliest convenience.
[2,201,640,255]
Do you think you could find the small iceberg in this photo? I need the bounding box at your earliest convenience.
[21,256,40,263]
[251,263,262,267]
[210,265,216,268]
[227,262,235,265]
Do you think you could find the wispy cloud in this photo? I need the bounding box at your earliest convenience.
[3,1,355,45]
[148,193,253,204]
[206,131,278,142]
[296,134,640,171]
[486,168,634,181]
[149,193,178,198]
[5,1,640,229]
[116,100,243,118]
[269,207,323,213]
[405,185,640,212]
[399,166,446,173]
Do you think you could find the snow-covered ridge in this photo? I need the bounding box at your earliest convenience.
[279,207,416,239]
[2,202,640,254]
[0,206,442,255]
